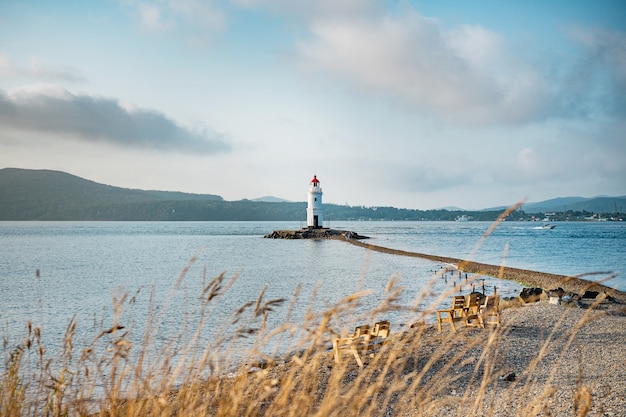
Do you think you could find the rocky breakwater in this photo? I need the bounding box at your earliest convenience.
[264,228,369,240]
[501,286,626,309]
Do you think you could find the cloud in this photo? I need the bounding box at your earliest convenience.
[294,10,552,126]
[234,0,380,19]
[0,53,85,82]
[121,0,226,44]
[374,113,626,198]
[562,26,626,117]
[0,85,230,154]
[569,26,626,84]
[252,4,621,128]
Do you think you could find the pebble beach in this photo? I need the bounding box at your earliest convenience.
[251,268,626,417]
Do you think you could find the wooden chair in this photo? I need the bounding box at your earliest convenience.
[372,320,390,338]
[436,296,466,333]
[352,324,371,339]
[333,321,391,368]
[464,293,484,328]
[480,295,501,326]
[333,335,365,367]
[366,320,391,354]
[333,324,372,368]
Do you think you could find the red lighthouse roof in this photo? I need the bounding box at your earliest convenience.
[310,175,319,184]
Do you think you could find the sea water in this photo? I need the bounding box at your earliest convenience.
[1,220,624,366]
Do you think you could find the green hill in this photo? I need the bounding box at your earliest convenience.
[0,168,222,220]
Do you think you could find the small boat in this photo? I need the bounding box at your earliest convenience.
[533,223,556,230]
[455,215,470,222]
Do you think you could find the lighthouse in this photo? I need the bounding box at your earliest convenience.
[306,175,323,228]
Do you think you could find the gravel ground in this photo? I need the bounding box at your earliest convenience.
[230,243,626,417]
[410,300,626,417]
[258,297,626,417]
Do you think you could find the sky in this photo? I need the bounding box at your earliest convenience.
[1,0,625,210]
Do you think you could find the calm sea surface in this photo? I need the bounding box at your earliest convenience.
[1,220,624,364]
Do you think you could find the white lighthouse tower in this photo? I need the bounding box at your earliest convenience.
[306,175,323,228]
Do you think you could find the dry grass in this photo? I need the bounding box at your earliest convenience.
[2,210,625,416]
[2,267,624,417]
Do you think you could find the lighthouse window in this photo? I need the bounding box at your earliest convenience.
[314,198,317,201]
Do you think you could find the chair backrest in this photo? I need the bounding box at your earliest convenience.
[353,324,371,338]
[466,293,481,309]
[483,295,499,312]
[450,296,466,317]
[452,296,466,309]
[465,294,482,318]
[373,320,390,338]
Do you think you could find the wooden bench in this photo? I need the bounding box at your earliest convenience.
[436,294,486,332]
[333,320,391,368]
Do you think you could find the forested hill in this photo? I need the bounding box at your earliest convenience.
[0,168,622,221]
[0,168,222,220]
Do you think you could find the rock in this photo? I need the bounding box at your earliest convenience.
[563,292,580,302]
[581,290,600,299]
[500,297,523,309]
[549,296,561,305]
[519,287,545,303]
[579,290,611,303]
[561,293,582,307]
[595,291,608,302]
[547,287,565,297]
[499,372,516,382]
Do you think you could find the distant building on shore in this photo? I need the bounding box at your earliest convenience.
[306,175,323,228]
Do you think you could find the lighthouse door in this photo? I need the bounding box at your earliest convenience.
[314,215,319,228]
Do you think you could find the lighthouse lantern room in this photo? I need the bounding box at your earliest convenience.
[306,175,323,228]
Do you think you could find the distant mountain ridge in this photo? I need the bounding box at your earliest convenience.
[485,196,626,214]
[252,196,292,203]
[0,168,623,220]
[521,196,626,214]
